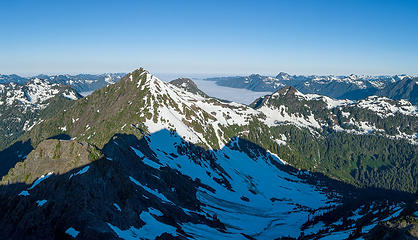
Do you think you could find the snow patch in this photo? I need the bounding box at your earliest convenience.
[62,91,78,100]
[129,176,172,203]
[107,210,177,240]
[36,199,47,206]
[65,227,80,238]
[69,166,90,179]
[29,172,53,190]
[18,190,30,196]
[113,203,121,212]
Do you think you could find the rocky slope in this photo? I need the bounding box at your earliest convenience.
[0,68,416,239]
[365,198,418,240]
[378,77,418,105]
[0,130,413,239]
[1,139,101,186]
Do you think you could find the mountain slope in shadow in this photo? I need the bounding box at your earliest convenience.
[0,129,413,240]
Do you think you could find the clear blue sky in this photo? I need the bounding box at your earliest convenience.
[1,0,417,76]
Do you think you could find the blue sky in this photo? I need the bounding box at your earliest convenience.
[1,0,417,76]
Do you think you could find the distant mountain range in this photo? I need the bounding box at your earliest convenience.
[0,73,125,93]
[0,74,28,84]
[206,73,418,104]
[0,68,416,239]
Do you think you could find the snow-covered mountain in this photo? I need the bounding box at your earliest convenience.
[33,69,415,150]
[206,73,416,102]
[0,78,81,159]
[0,68,416,239]
[6,68,417,189]
[44,73,125,93]
[0,73,125,94]
[251,86,417,144]
[0,78,79,109]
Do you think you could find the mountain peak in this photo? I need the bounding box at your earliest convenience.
[169,78,209,97]
[348,73,358,78]
[169,77,195,87]
[272,85,299,96]
[29,77,49,85]
[249,86,301,109]
[132,67,149,75]
[249,74,262,78]
[276,72,292,80]
[124,67,156,88]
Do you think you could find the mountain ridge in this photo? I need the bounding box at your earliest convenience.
[206,73,417,104]
[0,67,416,239]
[5,68,416,193]
[0,73,125,93]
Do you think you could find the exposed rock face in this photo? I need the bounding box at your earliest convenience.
[1,139,99,185]
[378,77,418,105]
[366,217,418,240]
[365,198,418,240]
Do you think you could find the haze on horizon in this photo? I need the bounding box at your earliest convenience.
[1,0,417,76]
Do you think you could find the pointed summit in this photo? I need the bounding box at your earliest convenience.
[249,86,300,109]
[249,74,262,78]
[19,68,258,150]
[271,85,299,96]
[124,67,149,83]
[275,72,292,81]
